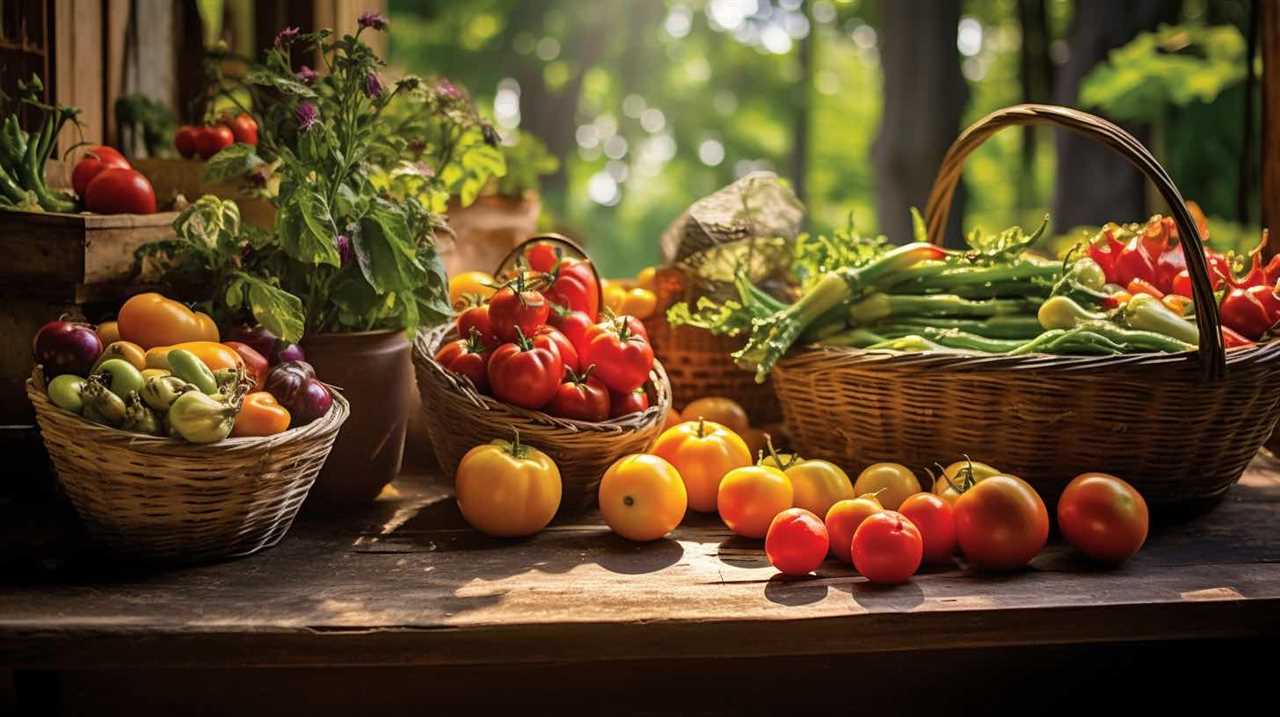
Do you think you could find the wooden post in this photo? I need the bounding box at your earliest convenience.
[1264,0,1280,253]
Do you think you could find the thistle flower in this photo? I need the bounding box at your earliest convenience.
[335,234,354,267]
[295,101,319,131]
[364,71,384,100]
[357,11,388,31]
[295,65,317,85]
[436,78,462,101]
[273,25,300,47]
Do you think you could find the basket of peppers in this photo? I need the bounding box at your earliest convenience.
[26,292,348,563]
[712,104,1280,510]
[414,235,672,514]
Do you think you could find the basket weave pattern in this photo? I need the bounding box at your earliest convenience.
[773,104,1280,508]
[27,377,349,562]
[413,325,671,513]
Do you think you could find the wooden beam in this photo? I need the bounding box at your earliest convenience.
[51,0,105,149]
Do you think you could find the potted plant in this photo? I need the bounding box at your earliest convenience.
[144,12,454,504]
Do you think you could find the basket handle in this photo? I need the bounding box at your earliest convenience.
[923,104,1226,379]
[495,233,606,313]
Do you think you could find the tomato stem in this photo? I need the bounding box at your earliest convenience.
[696,416,706,439]
[507,426,527,459]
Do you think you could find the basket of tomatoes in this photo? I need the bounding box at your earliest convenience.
[26,292,348,563]
[414,235,672,514]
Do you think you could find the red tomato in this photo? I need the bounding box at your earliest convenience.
[435,333,491,393]
[582,317,654,393]
[765,508,830,576]
[544,256,600,321]
[175,125,199,158]
[195,125,235,159]
[898,492,957,564]
[534,325,578,373]
[608,313,649,342]
[486,333,563,409]
[224,114,259,145]
[524,242,560,273]
[851,511,923,584]
[609,387,649,418]
[1057,472,1149,564]
[222,340,269,390]
[546,369,610,422]
[456,304,498,349]
[488,280,550,344]
[84,168,157,215]
[549,307,594,358]
[71,146,131,198]
[954,475,1049,571]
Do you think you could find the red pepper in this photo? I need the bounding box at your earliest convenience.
[1087,226,1127,285]
[1221,326,1255,349]
[1101,291,1132,309]
[543,256,601,322]
[1126,278,1164,300]
[1219,283,1280,340]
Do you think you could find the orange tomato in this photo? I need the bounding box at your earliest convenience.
[1057,472,1148,564]
[231,392,291,437]
[717,465,793,539]
[620,288,657,319]
[92,341,147,373]
[954,474,1048,571]
[455,434,561,537]
[899,492,957,564]
[765,508,829,576]
[651,419,753,513]
[823,494,882,563]
[449,271,496,308]
[598,454,688,541]
[144,341,245,372]
[853,462,921,510]
[118,293,219,349]
[96,321,121,347]
[635,266,656,291]
[680,397,750,436]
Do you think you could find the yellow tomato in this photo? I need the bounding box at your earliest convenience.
[449,271,496,308]
[784,459,855,518]
[140,368,170,380]
[636,266,657,291]
[455,435,561,537]
[602,281,627,314]
[717,465,793,539]
[598,454,688,541]
[96,321,121,347]
[852,462,921,510]
[651,419,753,513]
[934,459,1002,505]
[681,397,750,436]
[620,288,657,319]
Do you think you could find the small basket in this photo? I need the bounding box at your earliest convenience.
[27,370,349,562]
[415,235,671,513]
[772,104,1280,509]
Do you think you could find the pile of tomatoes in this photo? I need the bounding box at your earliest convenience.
[70,145,156,215]
[437,243,657,422]
[175,114,258,160]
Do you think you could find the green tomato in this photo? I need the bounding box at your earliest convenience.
[47,374,86,413]
[93,358,146,398]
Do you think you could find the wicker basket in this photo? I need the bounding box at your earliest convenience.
[772,104,1280,509]
[27,371,349,562]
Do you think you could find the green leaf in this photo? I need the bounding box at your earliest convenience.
[278,190,340,266]
[172,195,241,250]
[353,204,426,293]
[202,143,264,183]
[244,66,318,99]
[229,272,306,343]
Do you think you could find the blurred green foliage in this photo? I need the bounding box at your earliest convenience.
[496,130,560,198]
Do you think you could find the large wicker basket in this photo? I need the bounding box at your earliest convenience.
[772,104,1280,509]
[27,371,349,562]
[414,325,671,514]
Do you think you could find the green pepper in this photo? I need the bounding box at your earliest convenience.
[876,325,1026,353]
[1121,294,1199,345]
[865,335,950,352]
[167,349,219,394]
[141,374,197,412]
[168,391,238,443]
[92,358,146,399]
[871,316,1045,339]
[1037,295,1108,330]
[820,328,887,348]
[47,374,86,413]
[849,293,1040,324]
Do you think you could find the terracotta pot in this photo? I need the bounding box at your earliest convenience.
[301,330,411,506]
[438,192,541,277]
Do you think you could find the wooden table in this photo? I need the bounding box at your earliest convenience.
[2,458,1279,714]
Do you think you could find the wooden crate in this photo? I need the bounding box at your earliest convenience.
[134,158,277,229]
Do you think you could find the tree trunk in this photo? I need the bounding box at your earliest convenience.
[873,0,968,246]
[1051,0,1180,231]
[789,2,815,207]
[1018,0,1051,210]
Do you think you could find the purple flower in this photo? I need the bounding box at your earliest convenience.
[335,234,354,267]
[364,71,384,100]
[357,11,388,31]
[295,101,319,131]
[295,65,317,85]
[436,78,461,101]
[273,25,300,47]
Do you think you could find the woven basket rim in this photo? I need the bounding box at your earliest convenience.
[26,375,351,455]
[778,338,1280,374]
[414,324,671,434]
